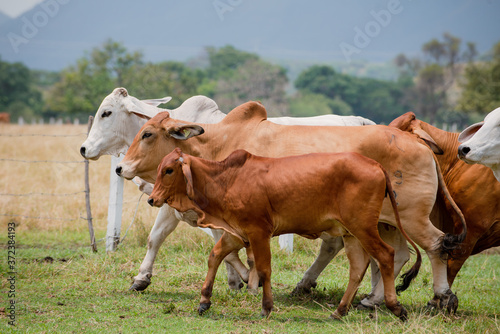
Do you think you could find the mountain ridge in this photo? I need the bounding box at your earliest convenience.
[0,0,499,71]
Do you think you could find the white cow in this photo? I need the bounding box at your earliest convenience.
[458,107,500,181]
[81,88,407,306]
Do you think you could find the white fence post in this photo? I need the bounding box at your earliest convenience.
[279,234,293,253]
[106,154,125,252]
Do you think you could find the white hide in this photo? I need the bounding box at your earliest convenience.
[81,87,375,161]
[458,107,500,181]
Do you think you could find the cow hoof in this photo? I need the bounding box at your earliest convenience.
[329,310,343,320]
[228,281,244,290]
[291,281,317,295]
[426,298,438,310]
[198,302,211,315]
[247,288,259,296]
[427,290,458,314]
[441,291,458,314]
[394,304,408,322]
[260,308,272,318]
[355,302,376,311]
[129,279,151,291]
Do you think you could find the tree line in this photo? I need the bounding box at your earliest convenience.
[1,34,499,126]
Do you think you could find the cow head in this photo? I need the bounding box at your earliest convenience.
[80,87,171,160]
[147,148,195,209]
[115,112,204,183]
[389,112,443,155]
[458,107,500,180]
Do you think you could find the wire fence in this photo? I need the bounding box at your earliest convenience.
[1,117,144,252]
[0,117,98,251]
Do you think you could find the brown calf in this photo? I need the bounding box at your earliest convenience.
[148,148,422,320]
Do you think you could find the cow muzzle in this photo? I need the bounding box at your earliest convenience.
[147,196,163,207]
[457,144,471,161]
[114,161,138,180]
[79,144,100,160]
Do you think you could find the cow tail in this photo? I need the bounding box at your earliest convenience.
[382,167,422,295]
[430,154,468,260]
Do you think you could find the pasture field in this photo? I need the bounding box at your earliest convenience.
[1,124,500,333]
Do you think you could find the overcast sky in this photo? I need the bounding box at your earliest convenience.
[0,0,43,17]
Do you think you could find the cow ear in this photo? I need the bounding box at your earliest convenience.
[181,160,195,200]
[168,124,205,140]
[389,112,416,131]
[412,128,444,155]
[458,122,484,143]
[124,96,162,119]
[141,97,172,107]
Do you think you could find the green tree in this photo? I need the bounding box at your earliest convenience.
[0,58,42,121]
[214,59,288,116]
[46,39,143,117]
[289,93,352,117]
[123,61,206,108]
[458,41,500,113]
[205,45,259,79]
[395,33,477,123]
[295,65,407,123]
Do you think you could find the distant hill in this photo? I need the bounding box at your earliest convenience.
[0,11,11,26]
[1,0,499,76]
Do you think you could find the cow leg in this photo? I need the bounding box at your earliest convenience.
[199,232,243,315]
[331,235,370,320]
[399,215,458,313]
[292,235,344,294]
[247,233,273,317]
[357,231,407,321]
[130,205,180,291]
[359,225,410,309]
[245,246,261,293]
[446,230,482,287]
[211,228,246,289]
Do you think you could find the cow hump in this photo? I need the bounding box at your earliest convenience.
[222,101,268,125]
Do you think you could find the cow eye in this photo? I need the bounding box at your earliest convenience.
[101,111,112,118]
[165,168,173,175]
[142,132,152,139]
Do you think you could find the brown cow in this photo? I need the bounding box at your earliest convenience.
[148,148,422,320]
[117,101,466,311]
[0,112,10,123]
[390,112,500,287]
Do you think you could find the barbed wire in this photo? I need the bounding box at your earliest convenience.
[0,133,87,137]
[0,191,86,197]
[0,158,85,164]
[119,193,144,244]
[0,213,84,221]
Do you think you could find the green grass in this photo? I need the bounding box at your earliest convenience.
[0,124,499,333]
[1,225,499,334]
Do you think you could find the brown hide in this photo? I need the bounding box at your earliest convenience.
[0,113,10,123]
[149,148,419,319]
[122,101,440,234]
[390,112,500,284]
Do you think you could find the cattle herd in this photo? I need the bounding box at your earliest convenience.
[79,87,500,321]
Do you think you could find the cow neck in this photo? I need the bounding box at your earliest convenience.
[177,122,250,161]
[188,152,251,206]
[125,116,149,147]
[419,121,463,175]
